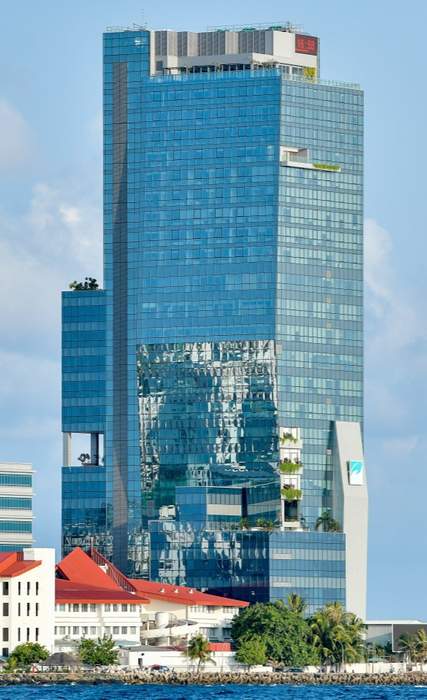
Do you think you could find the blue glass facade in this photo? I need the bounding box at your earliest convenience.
[61,26,364,612]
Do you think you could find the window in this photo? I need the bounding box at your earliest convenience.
[73,626,79,635]
[26,603,30,616]
[104,626,110,635]
[130,627,137,634]
[35,628,39,642]
[90,626,97,635]
[58,604,65,612]
[121,604,128,612]
[104,604,111,612]
[112,626,119,635]
[90,604,96,612]
[2,603,9,616]
[17,628,20,642]
[2,583,8,596]
[26,628,30,642]
[2,629,8,642]
[112,604,118,612]
[2,648,8,658]
[59,626,65,635]
[27,582,30,595]
[18,582,21,595]
[81,604,88,612]
[18,603,21,616]
[35,603,39,617]
[82,626,88,635]
[36,582,39,596]
[121,626,127,635]
[73,604,79,612]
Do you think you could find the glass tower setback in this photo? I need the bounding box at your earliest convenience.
[62,24,367,617]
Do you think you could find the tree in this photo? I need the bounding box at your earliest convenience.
[399,630,427,663]
[235,638,267,668]
[69,277,99,291]
[286,593,306,616]
[315,510,341,533]
[231,601,318,667]
[309,602,364,667]
[186,634,214,671]
[78,636,118,666]
[7,642,49,669]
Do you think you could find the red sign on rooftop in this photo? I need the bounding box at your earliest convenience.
[295,34,318,55]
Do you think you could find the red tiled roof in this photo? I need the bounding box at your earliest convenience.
[128,578,248,608]
[56,547,121,590]
[55,579,148,604]
[56,547,248,609]
[0,552,41,578]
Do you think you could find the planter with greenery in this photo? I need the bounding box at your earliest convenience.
[279,459,302,474]
[69,277,99,291]
[281,432,298,444]
[281,487,302,501]
[235,638,267,668]
[315,510,341,533]
[312,163,341,172]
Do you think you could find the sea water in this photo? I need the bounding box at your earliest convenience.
[0,685,426,700]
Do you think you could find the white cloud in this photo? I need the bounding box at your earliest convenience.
[0,100,33,169]
[0,179,102,355]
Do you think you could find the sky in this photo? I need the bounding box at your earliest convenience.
[0,0,426,619]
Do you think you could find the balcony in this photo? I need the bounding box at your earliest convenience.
[140,618,199,643]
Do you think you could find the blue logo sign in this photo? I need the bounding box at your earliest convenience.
[348,460,364,485]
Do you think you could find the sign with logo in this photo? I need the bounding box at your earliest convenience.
[295,34,318,55]
[348,460,364,486]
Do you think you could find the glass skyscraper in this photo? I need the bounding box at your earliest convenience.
[62,23,368,617]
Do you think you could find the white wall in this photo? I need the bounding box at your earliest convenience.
[2,548,55,655]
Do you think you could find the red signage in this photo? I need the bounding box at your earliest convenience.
[295,34,318,55]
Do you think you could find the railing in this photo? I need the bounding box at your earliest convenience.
[149,66,360,90]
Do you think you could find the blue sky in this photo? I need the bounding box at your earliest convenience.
[0,0,426,618]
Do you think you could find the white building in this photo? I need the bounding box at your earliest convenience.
[0,548,55,657]
[0,463,33,552]
[54,547,248,654]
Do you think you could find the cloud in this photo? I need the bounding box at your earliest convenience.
[0,180,102,355]
[0,100,33,170]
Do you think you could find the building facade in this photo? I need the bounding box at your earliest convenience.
[0,463,33,552]
[61,23,368,617]
[0,548,55,657]
[54,546,247,652]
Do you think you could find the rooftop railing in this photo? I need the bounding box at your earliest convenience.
[149,66,361,90]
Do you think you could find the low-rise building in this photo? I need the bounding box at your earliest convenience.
[366,620,427,653]
[54,547,248,653]
[0,548,55,657]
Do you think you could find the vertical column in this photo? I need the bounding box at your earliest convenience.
[111,61,129,571]
[63,433,72,467]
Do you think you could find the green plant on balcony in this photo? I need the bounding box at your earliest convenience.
[281,432,298,444]
[279,459,302,474]
[255,518,276,531]
[312,162,341,172]
[69,277,99,291]
[315,510,341,532]
[281,486,302,501]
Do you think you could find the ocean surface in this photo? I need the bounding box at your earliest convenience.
[0,686,426,700]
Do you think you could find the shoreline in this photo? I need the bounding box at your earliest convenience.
[0,671,427,686]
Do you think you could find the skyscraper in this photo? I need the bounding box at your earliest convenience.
[62,23,368,617]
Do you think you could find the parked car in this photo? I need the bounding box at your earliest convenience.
[150,664,170,672]
[285,667,304,673]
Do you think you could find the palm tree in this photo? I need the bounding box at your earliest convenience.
[315,510,341,532]
[414,629,427,663]
[399,634,418,662]
[309,603,364,667]
[286,593,306,616]
[186,634,214,671]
